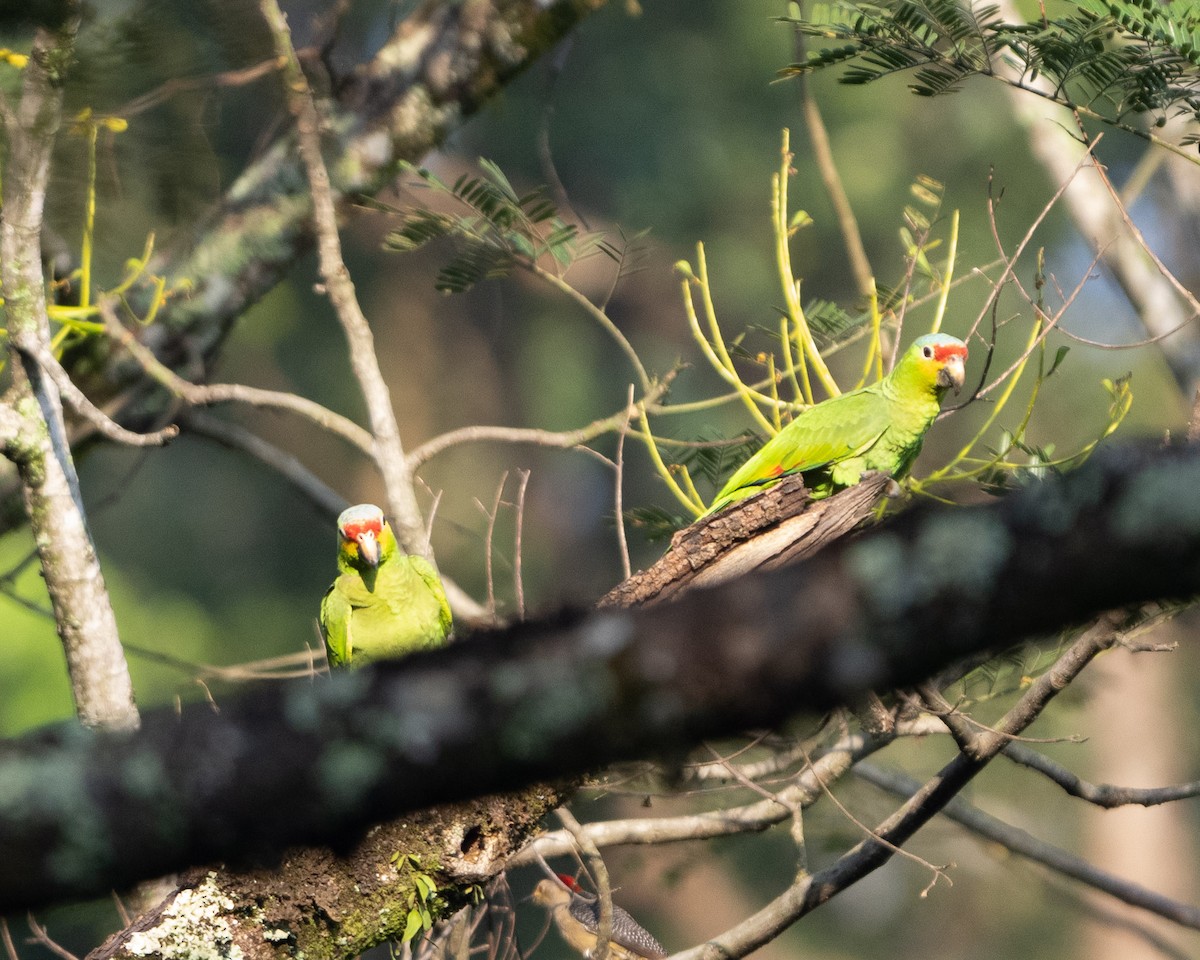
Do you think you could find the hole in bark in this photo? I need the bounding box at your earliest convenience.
[460,825,484,858]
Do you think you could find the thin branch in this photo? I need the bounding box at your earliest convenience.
[513,469,530,621]
[408,378,671,471]
[475,473,509,624]
[512,721,946,866]
[789,5,873,302]
[707,741,810,870]
[556,808,613,960]
[854,761,1200,930]
[259,0,430,560]
[181,410,347,518]
[705,743,804,817]
[796,740,952,892]
[116,56,284,118]
[0,918,17,960]
[24,916,78,960]
[7,340,177,447]
[1002,743,1200,809]
[686,736,813,784]
[527,263,651,395]
[103,303,375,456]
[669,617,1123,960]
[613,385,634,581]
[122,642,325,684]
[962,142,1099,352]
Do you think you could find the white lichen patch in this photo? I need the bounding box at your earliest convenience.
[124,874,244,960]
[262,929,291,943]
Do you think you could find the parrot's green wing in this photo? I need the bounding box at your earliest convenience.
[708,386,891,513]
[409,554,453,640]
[319,584,353,668]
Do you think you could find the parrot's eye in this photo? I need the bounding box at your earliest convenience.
[922,346,933,358]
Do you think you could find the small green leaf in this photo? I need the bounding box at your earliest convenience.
[1046,345,1070,378]
[414,874,436,900]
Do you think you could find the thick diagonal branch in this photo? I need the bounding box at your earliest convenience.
[1,442,1200,910]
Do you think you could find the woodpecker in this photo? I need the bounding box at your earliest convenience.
[532,874,667,960]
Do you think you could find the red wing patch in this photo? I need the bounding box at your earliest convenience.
[770,465,785,477]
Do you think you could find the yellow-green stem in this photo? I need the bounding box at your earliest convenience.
[79,122,97,313]
[636,406,704,515]
[930,210,959,334]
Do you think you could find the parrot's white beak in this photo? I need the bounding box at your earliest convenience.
[938,354,966,394]
[356,530,381,567]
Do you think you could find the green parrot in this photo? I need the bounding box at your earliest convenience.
[705,332,968,515]
[319,503,452,669]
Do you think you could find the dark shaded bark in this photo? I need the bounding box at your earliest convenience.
[0,440,1196,913]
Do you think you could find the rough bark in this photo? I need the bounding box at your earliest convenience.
[88,789,564,960]
[1,440,1198,913]
[600,473,890,607]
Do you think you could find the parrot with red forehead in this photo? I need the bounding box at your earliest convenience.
[705,332,968,515]
[319,503,452,669]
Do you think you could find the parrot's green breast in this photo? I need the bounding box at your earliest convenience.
[320,554,452,669]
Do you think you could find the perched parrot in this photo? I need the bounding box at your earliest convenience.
[319,503,452,669]
[705,332,968,515]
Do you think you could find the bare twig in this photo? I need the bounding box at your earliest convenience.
[706,742,809,871]
[0,918,17,960]
[476,473,510,623]
[527,264,650,395]
[797,740,952,893]
[854,761,1200,930]
[117,56,284,118]
[407,377,671,471]
[103,303,375,456]
[24,916,78,960]
[181,410,347,518]
[668,616,1123,960]
[1002,743,1200,809]
[123,642,326,684]
[613,385,634,581]
[788,5,873,303]
[512,720,947,866]
[7,339,177,447]
[259,0,431,560]
[556,808,614,960]
[513,469,531,621]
